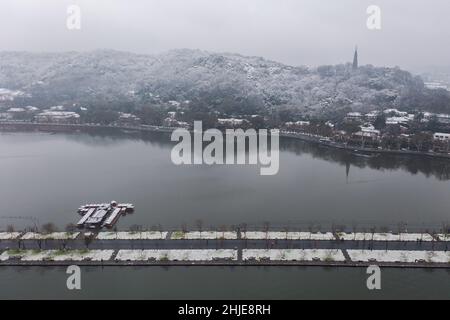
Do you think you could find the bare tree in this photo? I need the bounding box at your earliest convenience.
[196,219,203,236]
[308,224,313,240]
[241,223,247,245]
[263,221,270,248]
[283,226,289,240]
[41,223,57,234]
[65,223,77,233]
[84,234,93,249]
[370,227,376,250]
[130,224,141,232]
[380,226,389,251]
[352,222,358,241]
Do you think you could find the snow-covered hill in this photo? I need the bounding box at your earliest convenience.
[0,49,448,115]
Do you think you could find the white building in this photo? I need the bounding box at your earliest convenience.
[425,82,449,91]
[365,110,380,121]
[355,126,381,139]
[218,118,248,127]
[35,111,80,124]
[167,111,177,119]
[25,106,39,112]
[433,133,450,141]
[346,112,362,121]
[422,112,450,124]
[163,118,189,128]
[386,116,410,125]
[436,114,450,124]
[49,106,65,111]
[7,107,26,113]
[168,100,181,107]
[384,109,408,117]
[117,112,141,125]
[285,121,310,127]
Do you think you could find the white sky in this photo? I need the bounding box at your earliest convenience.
[0,0,449,70]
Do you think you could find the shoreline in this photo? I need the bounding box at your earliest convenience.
[1,121,450,160]
[1,260,449,269]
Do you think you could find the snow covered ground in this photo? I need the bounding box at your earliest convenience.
[242,249,345,262]
[51,250,113,261]
[347,250,450,264]
[115,249,237,261]
[437,234,450,241]
[0,250,113,262]
[20,232,80,240]
[96,231,168,240]
[241,232,335,240]
[0,232,21,240]
[337,233,435,242]
[170,231,237,240]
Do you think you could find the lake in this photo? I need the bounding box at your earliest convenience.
[0,129,449,299]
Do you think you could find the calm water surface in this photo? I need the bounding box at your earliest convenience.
[0,130,449,299]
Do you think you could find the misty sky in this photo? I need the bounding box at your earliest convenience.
[1,0,449,71]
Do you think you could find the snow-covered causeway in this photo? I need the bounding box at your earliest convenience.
[347,250,450,264]
[243,249,346,262]
[115,249,237,261]
[96,232,168,240]
[0,250,113,262]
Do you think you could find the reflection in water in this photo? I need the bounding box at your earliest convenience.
[280,138,450,181]
[64,128,173,149]
[67,129,450,181]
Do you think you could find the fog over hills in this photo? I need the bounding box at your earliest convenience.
[1,49,449,116]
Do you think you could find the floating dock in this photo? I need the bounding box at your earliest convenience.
[76,201,134,229]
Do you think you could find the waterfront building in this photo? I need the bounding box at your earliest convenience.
[218,118,249,127]
[285,121,310,128]
[355,127,380,139]
[116,112,141,126]
[35,111,80,124]
[163,117,189,128]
